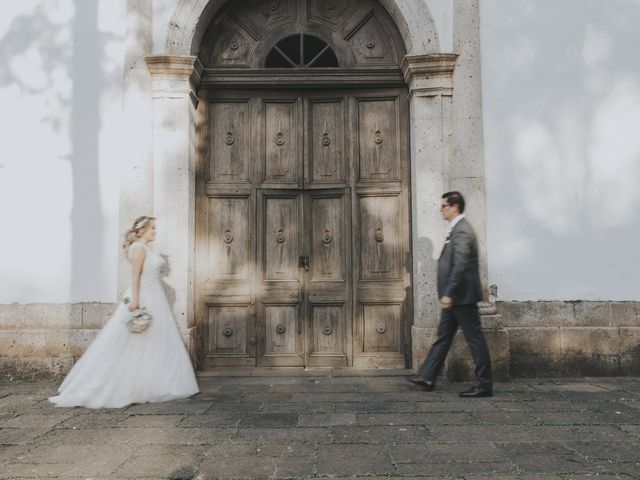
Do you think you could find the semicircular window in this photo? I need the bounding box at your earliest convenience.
[265,34,339,68]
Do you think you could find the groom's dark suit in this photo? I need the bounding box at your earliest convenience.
[417,217,492,388]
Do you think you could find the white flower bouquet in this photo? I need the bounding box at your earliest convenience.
[121,296,152,333]
[126,309,153,333]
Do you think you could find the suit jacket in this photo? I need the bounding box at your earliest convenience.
[437,217,483,306]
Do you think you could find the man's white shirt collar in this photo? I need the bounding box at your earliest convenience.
[448,214,465,231]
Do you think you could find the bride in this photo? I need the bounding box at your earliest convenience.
[49,216,199,408]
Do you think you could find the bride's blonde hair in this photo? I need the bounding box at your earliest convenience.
[123,216,155,253]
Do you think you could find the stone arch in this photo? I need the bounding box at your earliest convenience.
[165,0,440,57]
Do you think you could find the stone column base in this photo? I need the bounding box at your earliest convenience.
[181,327,197,364]
[411,315,510,382]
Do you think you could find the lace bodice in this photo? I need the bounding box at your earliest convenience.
[128,241,166,284]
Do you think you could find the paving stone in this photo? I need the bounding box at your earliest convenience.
[521,400,586,412]
[0,427,50,445]
[203,401,263,414]
[260,401,335,414]
[1,460,119,477]
[389,442,507,463]
[472,411,536,424]
[564,475,636,480]
[11,444,131,466]
[0,444,32,464]
[255,442,315,457]
[415,400,499,412]
[198,451,314,478]
[124,400,211,415]
[241,392,293,403]
[332,425,430,444]
[298,413,356,426]
[396,460,516,476]
[497,442,575,455]
[119,414,185,428]
[532,411,606,425]
[40,426,236,446]
[595,462,640,478]
[334,401,415,413]
[234,426,331,445]
[194,391,243,402]
[238,413,298,428]
[114,445,207,478]
[428,425,534,442]
[493,392,566,402]
[317,444,393,475]
[620,425,640,436]
[2,377,640,479]
[0,395,44,415]
[464,475,563,480]
[178,413,241,427]
[566,441,640,462]
[0,413,69,429]
[56,413,126,429]
[507,453,596,474]
[561,391,634,402]
[525,425,632,442]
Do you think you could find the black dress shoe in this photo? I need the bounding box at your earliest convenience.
[405,376,435,391]
[459,386,493,398]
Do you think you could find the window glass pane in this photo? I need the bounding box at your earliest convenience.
[310,48,339,68]
[277,35,301,65]
[265,34,339,68]
[265,48,294,68]
[303,35,327,65]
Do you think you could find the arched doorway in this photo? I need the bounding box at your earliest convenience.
[194,0,413,369]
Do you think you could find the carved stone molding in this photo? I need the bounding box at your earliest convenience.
[401,53,458,97]
[145,55,204,106]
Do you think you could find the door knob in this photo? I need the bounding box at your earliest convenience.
[298,255,310,271]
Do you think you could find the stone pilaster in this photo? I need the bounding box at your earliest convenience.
[452,0,493,312]
[145,55,203,356]
[401,53,457,369]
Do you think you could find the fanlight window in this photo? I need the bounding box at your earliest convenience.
[265,34,339,68]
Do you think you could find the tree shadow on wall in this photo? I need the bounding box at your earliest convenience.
[0,1,122,303]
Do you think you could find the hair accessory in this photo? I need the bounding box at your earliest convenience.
[133,217,149,230]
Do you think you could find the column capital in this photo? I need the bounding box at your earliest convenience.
[401,53,458,97]
[145,55,203,106]
[145,55,203,81]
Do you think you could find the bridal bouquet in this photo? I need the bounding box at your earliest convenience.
[126,309,153,333]
[121,296,152,333]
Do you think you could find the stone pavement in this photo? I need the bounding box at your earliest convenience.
[1,373,640,479]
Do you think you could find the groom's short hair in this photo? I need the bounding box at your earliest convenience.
[442,191,465,213]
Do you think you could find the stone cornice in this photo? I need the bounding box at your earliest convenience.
[401,53,458,97]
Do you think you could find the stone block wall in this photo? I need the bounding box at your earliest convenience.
[1,301,638,379]
[0,303,114,380]
[422,301,639,382]
[502,301,640,377]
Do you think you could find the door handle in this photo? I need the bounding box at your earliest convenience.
[298,255,310,271]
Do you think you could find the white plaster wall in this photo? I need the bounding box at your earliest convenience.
[3,0,639,305]
[481,0,640,301]
[0,0,126,303]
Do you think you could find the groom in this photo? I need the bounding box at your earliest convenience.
[407,191,493,397]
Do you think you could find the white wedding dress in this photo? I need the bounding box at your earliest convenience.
[49,241,199,408]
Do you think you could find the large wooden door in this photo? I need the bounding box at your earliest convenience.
[196,88,411,369]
